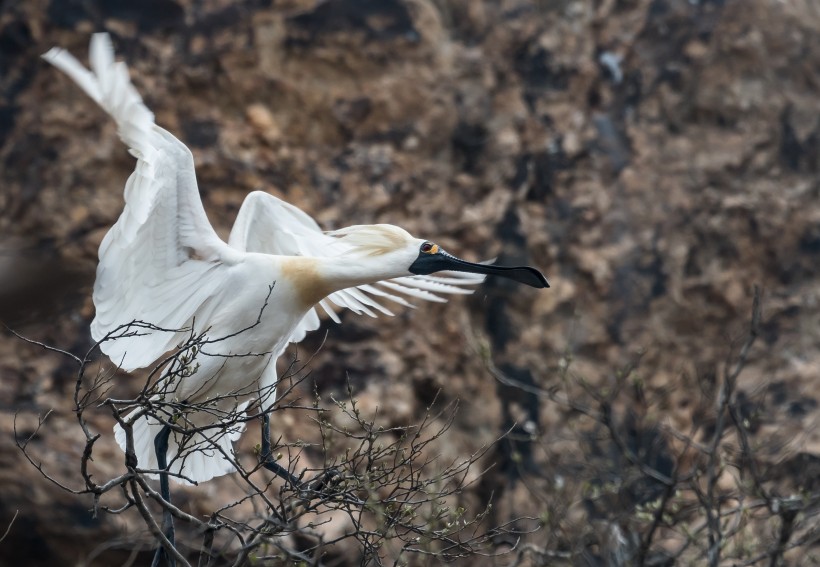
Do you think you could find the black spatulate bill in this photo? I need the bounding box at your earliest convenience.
[409,249,549,289]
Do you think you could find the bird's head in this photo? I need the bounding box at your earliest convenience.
[329,224,549,288]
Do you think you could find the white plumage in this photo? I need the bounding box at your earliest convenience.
[42,34,512,484]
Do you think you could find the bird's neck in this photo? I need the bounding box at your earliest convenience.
[319,254,407,292]
[279,255,406,308]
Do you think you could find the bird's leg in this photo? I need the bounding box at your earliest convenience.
[152,424,176,567]
[259,412,301,486]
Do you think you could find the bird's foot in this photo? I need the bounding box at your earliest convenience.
[281,468,346,515]
[258,454,342,498]
[258,413,343,503]
[296,467,342,499]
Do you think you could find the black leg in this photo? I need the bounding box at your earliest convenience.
[259,413,342,497]
[259,412,301,486]
[152,424,176,567]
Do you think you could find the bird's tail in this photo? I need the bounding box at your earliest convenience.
[41,33,157,162]
[114,403,249,485]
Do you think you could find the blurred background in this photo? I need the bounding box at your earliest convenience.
[2,0,820,565]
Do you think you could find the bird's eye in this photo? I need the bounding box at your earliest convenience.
[420,242,439,254]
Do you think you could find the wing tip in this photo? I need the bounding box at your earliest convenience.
[41,46,64,64]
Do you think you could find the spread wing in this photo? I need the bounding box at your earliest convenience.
[228,191,485,344]
[43,34,244,370]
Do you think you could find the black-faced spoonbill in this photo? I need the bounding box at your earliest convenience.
[43,33,549,565]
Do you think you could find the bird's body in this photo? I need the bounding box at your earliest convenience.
[43,34,548,486]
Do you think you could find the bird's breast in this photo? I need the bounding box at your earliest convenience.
[278,257,333,309]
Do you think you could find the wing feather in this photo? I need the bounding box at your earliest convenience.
[376,281,450,303]
[339,287,395,316]
[325,290,378,318]
[318,299,342,324]
[387,276,476,295]
[44,34,242,370]
[357,284,415,309]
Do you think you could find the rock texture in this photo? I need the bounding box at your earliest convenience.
[2,0,820,565]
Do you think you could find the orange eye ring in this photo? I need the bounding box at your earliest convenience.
[420,242,439,254]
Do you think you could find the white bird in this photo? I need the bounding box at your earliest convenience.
[42,34,549,489]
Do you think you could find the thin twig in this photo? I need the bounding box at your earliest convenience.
[0,510,19,544]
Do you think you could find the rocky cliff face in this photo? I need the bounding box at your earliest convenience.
[2,1,820,565]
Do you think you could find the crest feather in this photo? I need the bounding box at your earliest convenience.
[329,224,415,256]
